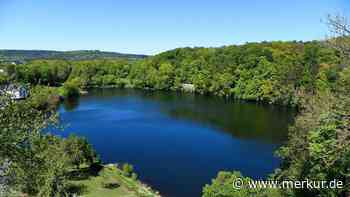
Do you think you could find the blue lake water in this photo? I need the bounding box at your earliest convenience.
[55,88,295,197]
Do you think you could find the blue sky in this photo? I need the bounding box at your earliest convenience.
[0,0,348,55]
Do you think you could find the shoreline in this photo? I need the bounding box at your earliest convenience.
[68,163,161,197]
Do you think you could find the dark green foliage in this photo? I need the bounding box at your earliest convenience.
[12,60,72,86]
[0,93,98,196]
[60,78,82,98]
[64,134,98,169]
[68,59,132,88]
[0,96,69,196]
[0,73,8,84]
[274,89,350,197]
[103,182,120,189]
[9,41,340,106]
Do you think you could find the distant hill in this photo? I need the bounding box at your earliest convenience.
[0,50,147,62]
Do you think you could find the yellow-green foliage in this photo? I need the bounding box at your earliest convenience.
[202,171,282,197]
[29,86,61,109]
[59,78,82,98]
[9,41,340,106]
[275,90,350,197]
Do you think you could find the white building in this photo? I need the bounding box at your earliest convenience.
[181,83,195,93]
[1,84,29,100]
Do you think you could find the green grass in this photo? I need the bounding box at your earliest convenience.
[69,164,160,197]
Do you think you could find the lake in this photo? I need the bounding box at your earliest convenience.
[56,88,295,197]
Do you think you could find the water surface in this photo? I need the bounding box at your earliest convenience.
[57,89,295,197]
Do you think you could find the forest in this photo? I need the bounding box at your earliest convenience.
[0,15,349,197]
[2,40,340,107]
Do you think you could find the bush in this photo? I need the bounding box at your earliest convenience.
[60,78,82,98]
[64,134,98,169]
[131,172,138,180]
[122,163,134,177]
[0,73,8,84]
[102,182,120,189]
[29,86,61,110]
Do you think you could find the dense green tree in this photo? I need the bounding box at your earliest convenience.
[0,96,69,196]
[0,91,98,196]
[14,135,70,196]
[59,78,82,98]
[64,135,98,169]
[155,63,175,89]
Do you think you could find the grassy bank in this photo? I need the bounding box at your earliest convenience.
[68,164,160,197]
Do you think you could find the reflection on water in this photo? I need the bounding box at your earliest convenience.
[60,88,295,197]
[63,96,80,111]
[64,89,295,143]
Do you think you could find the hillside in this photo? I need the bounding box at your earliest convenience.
[0,49,147,62]
[3,41,340,106]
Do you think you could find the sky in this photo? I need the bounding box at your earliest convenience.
[0,0,348,55]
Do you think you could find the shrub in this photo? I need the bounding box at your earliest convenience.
[122,163,134,177]
[60,78,82,98]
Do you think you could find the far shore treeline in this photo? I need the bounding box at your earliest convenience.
[0,40,341,107]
